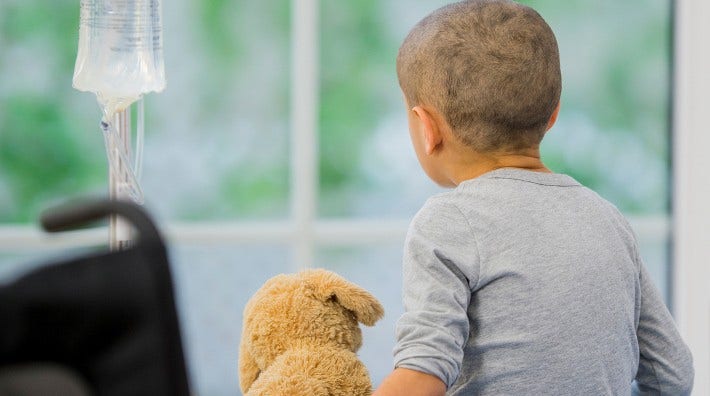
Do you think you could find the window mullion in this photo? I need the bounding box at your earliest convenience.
[290,0,319,270]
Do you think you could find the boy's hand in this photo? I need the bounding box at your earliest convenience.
[372,367,446,396]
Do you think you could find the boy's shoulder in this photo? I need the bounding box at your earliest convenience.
[430,168,583,210]
[417,168,636,238]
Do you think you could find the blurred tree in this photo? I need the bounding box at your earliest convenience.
[319,0,399,215]
[0,0,105,222]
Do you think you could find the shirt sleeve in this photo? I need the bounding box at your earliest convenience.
[393,198,479,389]
[634,262,694,395]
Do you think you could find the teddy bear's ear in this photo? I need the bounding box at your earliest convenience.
[303,269,384,326]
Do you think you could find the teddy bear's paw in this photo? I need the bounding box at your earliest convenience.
[245,373,329,396]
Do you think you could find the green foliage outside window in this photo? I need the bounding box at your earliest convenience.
[0,1,105,222]
[0,0,670,223]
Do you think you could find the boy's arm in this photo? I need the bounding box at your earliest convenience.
[372,368,446,396]
[386,198,478,392]
[634,264,694,395]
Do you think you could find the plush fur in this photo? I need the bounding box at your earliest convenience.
[238,269,384,396]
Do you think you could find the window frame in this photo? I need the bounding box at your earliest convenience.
[673,0,710,393]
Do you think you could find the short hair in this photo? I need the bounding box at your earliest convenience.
[397,0,561,152]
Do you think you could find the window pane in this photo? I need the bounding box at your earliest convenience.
[144,0,291,221]
[0,252,69,283]
[171,244,292,396]
[0,0,291,223]
[534,0,671,215]
[633,218,671,301]
[318,0,450,219]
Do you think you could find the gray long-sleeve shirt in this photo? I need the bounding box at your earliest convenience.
[393,168,693,395]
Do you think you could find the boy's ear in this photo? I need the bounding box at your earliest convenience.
[545,102,561,131]
[412,106,443,155]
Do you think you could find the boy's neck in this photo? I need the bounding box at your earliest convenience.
[447,146,550,186]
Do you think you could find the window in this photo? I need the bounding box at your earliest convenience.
[0,1,677,394]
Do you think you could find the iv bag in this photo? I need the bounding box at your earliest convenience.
[73,0,165,116]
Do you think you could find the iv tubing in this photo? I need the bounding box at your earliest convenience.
[101,113,144,204]
[135,98,144,180]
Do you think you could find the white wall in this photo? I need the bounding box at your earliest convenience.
[673,1,710,394]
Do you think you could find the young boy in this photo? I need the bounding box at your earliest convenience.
[373,1,694,395]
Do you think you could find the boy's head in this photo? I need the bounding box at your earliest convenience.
[397,0,561,154]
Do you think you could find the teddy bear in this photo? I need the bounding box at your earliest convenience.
[238,269,385,396]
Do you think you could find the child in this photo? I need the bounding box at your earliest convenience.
[373,1,694,395]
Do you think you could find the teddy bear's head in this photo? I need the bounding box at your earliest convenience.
[240,269,384,373]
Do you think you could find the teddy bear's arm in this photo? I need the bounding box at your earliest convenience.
[238,340,261,393]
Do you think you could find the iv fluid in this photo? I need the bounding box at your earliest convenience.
[72,0,165,209]
[73,0,165,116]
